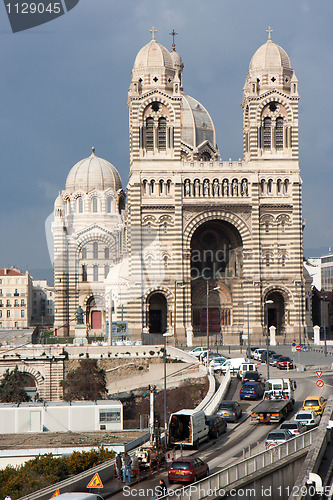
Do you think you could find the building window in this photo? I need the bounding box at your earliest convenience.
[92,197,98,213]
[105,247,110,259]
[99,410,121,423]
[107,197,112,213]
[146,118,154,151]
[82,247,87,259]
[158,117,167,150]
[263,117,271,150]
[93,265,99,282]
[93,242,98,259]
[7,310,10,318]
[21,299,25,306]
[82,265,87,282]
[275,117,284,149]
[104,264,109,279]
[77,197,83,213]
[6,300,10,307]
[21,310,25,318]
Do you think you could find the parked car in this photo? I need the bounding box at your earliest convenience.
[238,362,258,380]
[269,354,283,366]
[242,371,263,383]
[220,358,246,374]
[189,347,209,357]
[265,429,293,448]
[302,396,327,415]
[253,348,267,360]
[280,421,307,435]
[249,346,260,359]
[168,456,209,484]
[294,410,321,428]
[276,356,294,370]
[205,415,227,438]
[260,350,276,363]
[200,351,219,362]
[209,356,227,372]
[240,382,264,400]
[216,401,242,422]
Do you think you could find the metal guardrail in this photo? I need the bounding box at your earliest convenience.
[200,371,231,415]
[162,428,317,500]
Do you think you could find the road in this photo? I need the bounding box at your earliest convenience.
[102,363,332,499]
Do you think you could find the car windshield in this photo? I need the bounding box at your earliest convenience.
[267,432,286,440]
[281,423,297,429]
[171,461,190,470]
[296,413,312,420]
[304,400,319,406]
[242,384,256,390]
[219,402,234,409]
[279,357,290,361]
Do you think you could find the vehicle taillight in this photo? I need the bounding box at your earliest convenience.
[310,420,314,423]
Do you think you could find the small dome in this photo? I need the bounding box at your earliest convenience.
[54,193,65,208]
[65,148,122,193]
[170,49,183,68]
[249,39,291,71]
[133,39,174,71]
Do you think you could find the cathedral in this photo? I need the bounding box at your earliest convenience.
[52,28,312,345]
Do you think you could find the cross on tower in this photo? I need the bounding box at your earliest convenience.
[169,29,178,50]
[266,26,274,40]
[150,26,157,40]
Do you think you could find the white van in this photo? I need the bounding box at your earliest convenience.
[238,362,258,380]
[220,358,246,374]
[168,409,209,448]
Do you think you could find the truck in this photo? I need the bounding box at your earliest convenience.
[168,409,209,449]
[250,378,296,424]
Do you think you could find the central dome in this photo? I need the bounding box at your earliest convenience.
[65,148,122,193]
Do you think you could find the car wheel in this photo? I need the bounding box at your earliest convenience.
[215,430,219,438]
[194,439,199,450]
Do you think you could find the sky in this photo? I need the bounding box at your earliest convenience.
[0,0,332,283]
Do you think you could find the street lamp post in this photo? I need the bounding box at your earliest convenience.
[246,301,253,360]
[323,295,328,357]
[163,332,172,442]
[206,282,221,354]
[265,299,273,380]
[105,290,113,346]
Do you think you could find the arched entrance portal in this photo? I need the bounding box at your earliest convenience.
[86,295,105,332]
[148,293,168,334]
[21,373,37,400]
[266,291,286,336]
[190,220,243,337]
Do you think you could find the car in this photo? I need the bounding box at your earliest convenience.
[253,348,267,360]
[200,351,219,362]
[294,410,321,428]
[189,347,209,357]
[269,354,283,366]
[265,429,293,448]
[205,415,227,438]
[249,346,260,358]
[276,356,294,370]
[209,356,227,371]
[280,421,307,435]
[240,382,265,400]
[216,401,242,422]
[302,396,327,415]
[168,456,209,484]
[260,350,276,363]
[242,371,263,383]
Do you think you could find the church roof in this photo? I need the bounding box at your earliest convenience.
[180,94,216,148]
[133,39,174,72]
[249,39,291,71]
[65,148,122,193]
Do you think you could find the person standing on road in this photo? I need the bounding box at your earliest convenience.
[122,452,132,483]
[116,452,123,479]
[157,479,168,497]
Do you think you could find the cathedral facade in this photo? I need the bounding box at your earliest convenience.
[53,29,312,344]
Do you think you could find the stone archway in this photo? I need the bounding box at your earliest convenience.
[148,292,168,334]
[265,291,286,336]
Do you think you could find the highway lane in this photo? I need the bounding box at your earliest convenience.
[103,366,331,499]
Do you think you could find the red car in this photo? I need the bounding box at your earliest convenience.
[277,356,294,370]
[168,457,209,484]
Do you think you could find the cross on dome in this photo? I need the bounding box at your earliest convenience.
[266,26,274,40]
[169,29,178,51]
[150,26,157,40]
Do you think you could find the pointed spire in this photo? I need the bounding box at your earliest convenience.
[91,146,96,156]
[266,26,274,41]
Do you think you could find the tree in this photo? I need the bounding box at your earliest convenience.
[0,366,31,403]
[61,359,107,401]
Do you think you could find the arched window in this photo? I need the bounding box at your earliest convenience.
[166,179,171,194]
[143,179,148,195]
[201,152,211,161]
[284,179,289,194]
[277,179,282,194]
[105,247,109,259]
[260,179,265,194]
[159,179,164,195]
[150,180,155,194]
[82,265,87,282]
[267,179,273,194]
[158,118,167,150]
[106,197,112,213]
[275,117,284,149]
[82,247,87,259]
[93,242,98,259]
[92,197,98,213]
[77,197,83,213]
[93,265,99,282]
[146,118,154,151]
[263,117,271,150]
[104,264,110,279]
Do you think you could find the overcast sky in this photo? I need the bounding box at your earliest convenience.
[0,0,332,282]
